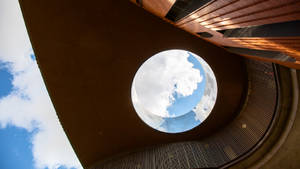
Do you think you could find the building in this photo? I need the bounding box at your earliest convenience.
[19,0,300,168]
[133,0,300,68]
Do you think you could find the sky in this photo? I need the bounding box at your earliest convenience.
[166,53,206,117]
[0,0,82,169]
[133,50,204,118]
[131,50,217,133]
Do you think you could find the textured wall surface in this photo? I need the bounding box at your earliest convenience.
[91,59,278,169]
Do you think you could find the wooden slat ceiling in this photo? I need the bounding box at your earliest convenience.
[132,0,300,68]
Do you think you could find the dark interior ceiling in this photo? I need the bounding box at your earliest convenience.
[19,0,248,167]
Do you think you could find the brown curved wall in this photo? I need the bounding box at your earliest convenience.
[19,0,247,167]
[91,59,277,169]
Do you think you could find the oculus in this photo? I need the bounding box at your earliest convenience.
[131,49,217,133]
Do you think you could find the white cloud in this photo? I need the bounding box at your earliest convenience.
[193,94,215,122]
[0,0,82,169]
[133,50,203,117]
[131,86,165,131]
[193,56,217,122]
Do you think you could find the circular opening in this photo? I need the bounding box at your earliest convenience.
[131,49,217,133]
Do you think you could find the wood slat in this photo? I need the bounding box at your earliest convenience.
[197,0,267,26]
[179,20,242,47]
[209,1,300,29]
[201,0,297,27]
[211,12,300,30]
[130,0,300,68]
[178,0,300,30]
[189,0,265,26]
[177,0,238,25]
[130,0,176,17]
[229,37,300,60]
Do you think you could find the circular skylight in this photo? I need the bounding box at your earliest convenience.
[131,49,217,133]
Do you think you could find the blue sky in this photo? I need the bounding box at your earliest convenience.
[0,0,82,168]
[167,53,206,117]
[0,125,36,169]
[0,57,77,169]
[131,49,212,133]
[159,110,200,133]
[0,65,34,169]
[159,53,207,133]
[0,63,13,97]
